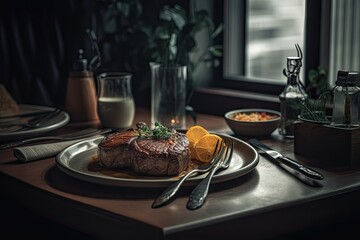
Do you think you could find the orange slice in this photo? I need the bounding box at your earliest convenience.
[193,134,222,163]
[186,125,209,148]
[186,126,209,159]
[190,149,198,160]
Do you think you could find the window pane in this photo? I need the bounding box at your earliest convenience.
[246,0,305,83]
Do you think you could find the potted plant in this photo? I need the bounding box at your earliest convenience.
[92,0,222,107]
[150,4,223,100]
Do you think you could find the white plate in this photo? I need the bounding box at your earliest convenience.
[56,133,259,188]
[0,104,70,141]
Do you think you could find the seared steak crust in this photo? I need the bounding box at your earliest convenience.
[98,129,190,176]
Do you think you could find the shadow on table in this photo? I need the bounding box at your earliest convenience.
[45,165,260,200]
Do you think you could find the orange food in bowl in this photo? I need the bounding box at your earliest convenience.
[224,109,281,137]
[233,112,279,122]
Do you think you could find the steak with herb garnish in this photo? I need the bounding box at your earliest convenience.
[98,122,190,176]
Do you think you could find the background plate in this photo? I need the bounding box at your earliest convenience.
[0,104,70,141]
[56,133,259,188]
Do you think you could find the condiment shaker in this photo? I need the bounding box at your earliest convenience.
[64,49,100,126]
[331,70,360,128]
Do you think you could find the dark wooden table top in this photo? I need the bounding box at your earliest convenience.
[1,108,360,239]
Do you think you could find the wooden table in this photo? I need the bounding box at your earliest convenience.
[1,108,360,239]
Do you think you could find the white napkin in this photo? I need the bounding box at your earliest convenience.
[13,139,83,162]
[12,134,105,162]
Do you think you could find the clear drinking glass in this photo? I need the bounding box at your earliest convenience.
[96,72,135,129]
[150,63,187,129]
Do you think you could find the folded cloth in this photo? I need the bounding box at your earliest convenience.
[13,137,96,162]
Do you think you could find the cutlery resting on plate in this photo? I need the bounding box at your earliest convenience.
[152,139,225,208]
[0,109,61,127]
[153,139,235,209]
[0,128,112,149]
[0,105,70,142]
[187,139,234,210]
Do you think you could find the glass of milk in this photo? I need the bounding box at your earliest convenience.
[96,72,135,129]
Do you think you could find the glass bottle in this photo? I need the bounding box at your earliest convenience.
[279,56,308,138]
[331,70,360,128]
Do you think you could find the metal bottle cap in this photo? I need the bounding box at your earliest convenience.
[336,70,360,86]
[283,43,303,76]
[73,49,88,72]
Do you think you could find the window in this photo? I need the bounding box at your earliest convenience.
[190,0,360,116]
[225,0,305,85]
[216,0,360,95]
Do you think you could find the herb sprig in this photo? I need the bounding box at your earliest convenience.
[137,122,174,140]
[297,91,331,122]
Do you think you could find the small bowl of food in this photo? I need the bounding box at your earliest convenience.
[225,109,281,137]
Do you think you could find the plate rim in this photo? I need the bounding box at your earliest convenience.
[0,104,70,140]
[56,133,259,188]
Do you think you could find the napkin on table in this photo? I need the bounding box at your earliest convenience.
[13,136,100,162]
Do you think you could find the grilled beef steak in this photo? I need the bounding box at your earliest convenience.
[98,125,190,176]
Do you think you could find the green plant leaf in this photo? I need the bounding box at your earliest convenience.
[155,26,170,40]
[181,35,196,52]
[160,6,172,21]
[208,45,223,57]
[211,23,224,39]
[317,66,327,74]
[116,1,130,17]
[213,58,220,67]
[160,5,186,30]
[308,69,319,83]
[171,12,186,30]
[194,9,210,22]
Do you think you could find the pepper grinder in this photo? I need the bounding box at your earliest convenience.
[64,49,100,126]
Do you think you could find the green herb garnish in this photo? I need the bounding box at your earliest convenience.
[137,122,173,140]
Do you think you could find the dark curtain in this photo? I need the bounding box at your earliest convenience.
[0,0,190,108]
[0,0,95,108]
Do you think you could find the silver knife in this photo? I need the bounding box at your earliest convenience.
[248,138,324,187]
[0,109,62,128]
[25,108,62,128]
[0,110,56,121]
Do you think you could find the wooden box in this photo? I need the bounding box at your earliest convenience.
[294,121,360,167]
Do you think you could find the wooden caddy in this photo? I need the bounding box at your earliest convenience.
[294,121,360,167]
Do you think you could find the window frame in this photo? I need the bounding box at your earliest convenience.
[211,0,329,96]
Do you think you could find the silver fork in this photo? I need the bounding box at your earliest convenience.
[152,139,225,208]
[187,139,234,210]
[0,128,113,149]
[0,109,62,132]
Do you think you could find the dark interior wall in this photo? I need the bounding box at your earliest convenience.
[0,0,95,107]
[0,0,189,109]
